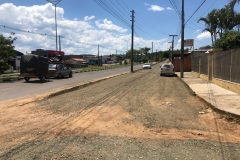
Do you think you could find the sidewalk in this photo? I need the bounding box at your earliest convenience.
[176,72,240,118]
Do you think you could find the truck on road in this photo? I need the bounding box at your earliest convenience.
[20,54,49,82]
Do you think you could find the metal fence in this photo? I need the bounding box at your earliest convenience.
[214,51,231,81]
[192,48,240,84]
[191,52,206,72]
[231,49,240,83]
[200,54,208,75]
[191,54,199,72]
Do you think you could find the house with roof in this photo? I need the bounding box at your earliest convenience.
[7,50,24,71]
[65,58,88,68]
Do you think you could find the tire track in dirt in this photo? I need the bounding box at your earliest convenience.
[36,69,154,138]
[1,63,240,160]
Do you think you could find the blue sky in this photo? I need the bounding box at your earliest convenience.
[0,0,239,55]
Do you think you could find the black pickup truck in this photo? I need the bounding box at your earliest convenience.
[20,54,49,82]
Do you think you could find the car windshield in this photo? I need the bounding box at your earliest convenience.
[163,64,172,68]
[49,64,57,69]
[144,63,150,65]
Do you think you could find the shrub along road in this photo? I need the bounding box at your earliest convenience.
[0,63,240,159]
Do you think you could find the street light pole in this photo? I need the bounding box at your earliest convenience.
[47,0,62,52]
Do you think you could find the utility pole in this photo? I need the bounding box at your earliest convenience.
[180,0,185,78]
[152,42,153,62]
[98,45,99,66]
[156,49,157,62]
[47,0,62,52]
[130,10,135,72]
[116,49,117,63]
[59,35,61,51]
[169,35,178,63]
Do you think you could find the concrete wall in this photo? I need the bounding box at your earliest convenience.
[191,71,240,95]
[191,48,240,95]
[212,78,240,94]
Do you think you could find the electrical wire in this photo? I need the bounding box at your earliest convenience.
[168,0,181,18]
[0,25,55,37]
[0,24,127,53]
[93,0,131,28]
[185,0,206,25]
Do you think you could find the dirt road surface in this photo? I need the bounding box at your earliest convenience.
[0,63,240,160]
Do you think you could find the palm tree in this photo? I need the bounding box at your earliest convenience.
[198,9,218,45]
[236,13,240,32]
[217,5,240,33]
[229,0,240,10]
[216,7,228,38]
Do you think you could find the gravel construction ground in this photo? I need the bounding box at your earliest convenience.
[0,63,240,160]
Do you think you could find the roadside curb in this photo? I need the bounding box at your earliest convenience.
[177,74,240,119]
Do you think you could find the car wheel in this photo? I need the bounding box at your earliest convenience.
[24,77,30,82]
[57,73,62,79]
[69,72,72,78]
[40,75,46,82]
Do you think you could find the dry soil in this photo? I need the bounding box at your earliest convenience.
[0,63,240,160]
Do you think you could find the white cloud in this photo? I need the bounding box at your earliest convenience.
[148,5,164,12]
[144,3,149,6]
[195,29,200,33]
[167,7,172,10]
[0,3,170,55]
[0,3,132,55]
[84,15,95,21]
[95,19,127,33]
[196,32,211,40]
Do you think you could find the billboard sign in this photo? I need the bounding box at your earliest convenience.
[184,39,194,47]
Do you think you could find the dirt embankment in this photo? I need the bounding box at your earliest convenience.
[1,63,240,160]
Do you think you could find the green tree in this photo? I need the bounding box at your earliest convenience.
[141,55,148,63]
[0,33,17,74]
[162,50,170,59]
[139,47,151,55]
[126,49,141,61]
[213,30,240,50]
[198,9,218,46]
[229,0,240,11]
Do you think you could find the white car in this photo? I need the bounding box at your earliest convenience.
[143,63,151,69]
[160,63,175,76]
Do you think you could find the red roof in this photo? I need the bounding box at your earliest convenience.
[72,58,86,62]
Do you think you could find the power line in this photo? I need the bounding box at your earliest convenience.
[108,0,130,20]
[168,0,181,18]
[0,25,55,37]
[185,0,206,25]
[0,24,127,53]
[115,0,130,15]
[120,0,131,11]
[198,0,218,18]
[93,0,131,28]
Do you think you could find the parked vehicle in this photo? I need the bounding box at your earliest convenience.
[48,64,73,78]
[143,63,151,69]
[160,63,175,76]
[20,54,48,82]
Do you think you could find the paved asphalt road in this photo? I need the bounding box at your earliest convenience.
[0,64,144,102]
